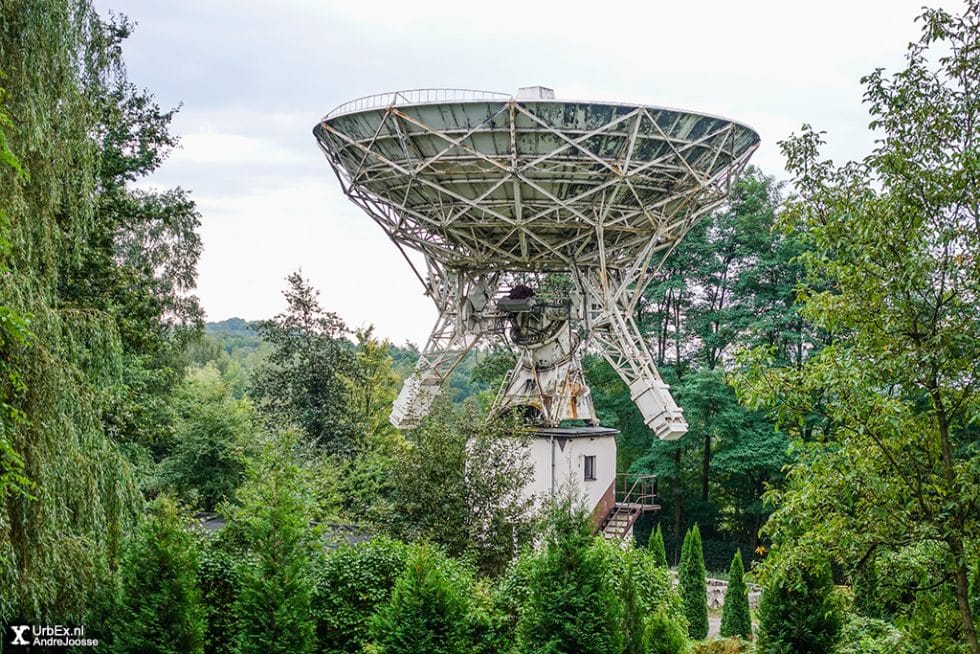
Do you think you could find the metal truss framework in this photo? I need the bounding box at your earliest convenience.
[315,89,759,436]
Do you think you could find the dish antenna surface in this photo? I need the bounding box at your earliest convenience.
[314,88,759,439]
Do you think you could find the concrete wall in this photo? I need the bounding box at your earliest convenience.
[526,433,617,514]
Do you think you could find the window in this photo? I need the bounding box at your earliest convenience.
[584,455,596,481]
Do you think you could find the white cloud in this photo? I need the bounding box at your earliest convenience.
[170,131,302,165]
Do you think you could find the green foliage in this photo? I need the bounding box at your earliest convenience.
[227,431,318,654]
[112,496,205,654]
[606,545,687,654]
[160,365,259,510]
[620,168,796,553]
[386,402,536,576]
[490,550,537,646]
[851,560,884,620]
[516,498,624,654]
[0,0,147,623]
[720,550,752,639]
[196,531,240,654]
[645,606,692,654]
[311,536,411,654]
[756,561,842,654]
[737,4,980,651]
[693,639,751,654]
[369,544,475,654]
[251,272,362,456]
[0,79,32,506]
[679,524,709,639]
[833,615,900,654]
[648,524,668,568]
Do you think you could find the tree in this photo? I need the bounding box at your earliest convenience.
[251,272,362,456]
[679,524,708,640]
[0,1,151,624]
[649,524,668,568]
[756,561,842,654]
[369,545,474,654]
[517,497,624,654]
[112,497,205,654]
[719,550,752,639]
[161,365,259,510]
[625,170,797,548]
[386,402,536,576]
[605,545,687,654]
[738,3,979,651]
[228,431,318,654]
[0,78,31,505]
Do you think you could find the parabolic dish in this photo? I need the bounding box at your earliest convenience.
[314,88,760,272]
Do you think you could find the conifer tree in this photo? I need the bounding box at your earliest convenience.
[757,561,842,654]
[113,496,205,654]
[517,496,624,654]
[369,545,473,654]
[648,524,668,568]
[230,431,317,654]
[720,549,752,639]
[678,524,708,639]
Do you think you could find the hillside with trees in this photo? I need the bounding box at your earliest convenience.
[0,1,976,653]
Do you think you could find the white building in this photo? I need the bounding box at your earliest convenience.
[526,426,658,539]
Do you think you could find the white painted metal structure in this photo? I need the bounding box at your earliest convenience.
[314,88,759,439]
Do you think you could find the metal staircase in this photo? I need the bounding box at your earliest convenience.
[597,474,660,539]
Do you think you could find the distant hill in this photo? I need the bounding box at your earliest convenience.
[206,317,258,336]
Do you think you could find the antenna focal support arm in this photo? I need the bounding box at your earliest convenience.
[390,312,481,429]
[592,308,688,441]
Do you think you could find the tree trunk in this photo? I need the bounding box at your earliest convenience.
[673,448,682,566]
[931,384,978,654]
[702,433,710,502]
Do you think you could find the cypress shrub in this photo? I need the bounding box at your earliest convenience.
[605,545,687,654]
[756,562,842,654]
[679,524,709,640]
[113,496,205,654]
[648,524,668,569]
[230,432,317,654]
[645,606,691,654]
[369,544,474,654]
[516,498,624,654]
[719,550,752,639]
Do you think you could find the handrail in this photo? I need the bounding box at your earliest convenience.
[615,473,658,507]
[325,88,512,119]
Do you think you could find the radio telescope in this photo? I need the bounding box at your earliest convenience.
[314,87,759,441]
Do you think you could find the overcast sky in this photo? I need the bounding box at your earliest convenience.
[93,0,963,346]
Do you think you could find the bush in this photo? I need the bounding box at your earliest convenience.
[311,536,410,654]
[492,550,537,640]
[516,498,624,654]
[833,615,900,654]
[645,606,691,654]
[679,524,709,640]
[720,550,752,639]
[113,496,205,654]
[197,531,239,654]
[606,545,686,654]
[756,561,843,654]
[369,544,475,654]
[693,638,752,654]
